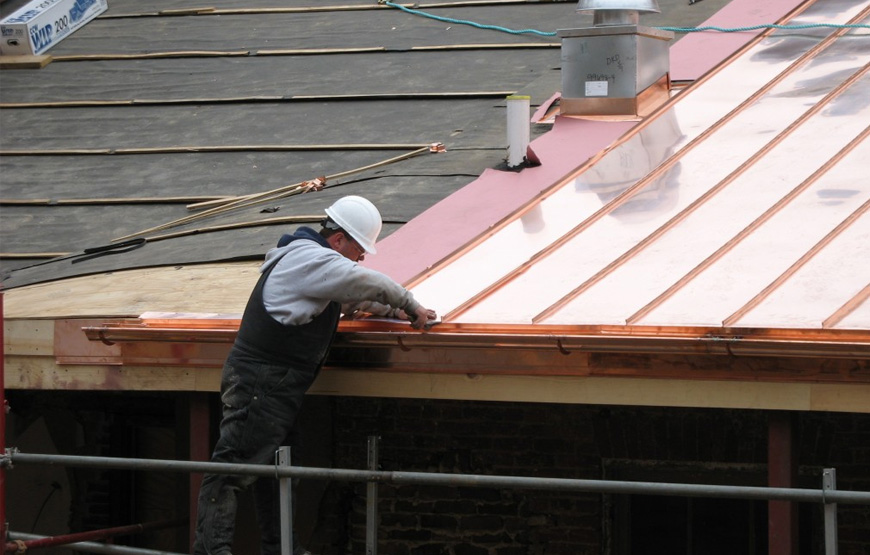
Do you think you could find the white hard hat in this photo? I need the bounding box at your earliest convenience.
[325,195,383,254]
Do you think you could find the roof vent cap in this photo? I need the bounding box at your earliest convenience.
[576,0,660,26]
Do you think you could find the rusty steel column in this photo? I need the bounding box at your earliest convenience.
[768,411,798,555]
[188,392,211,550]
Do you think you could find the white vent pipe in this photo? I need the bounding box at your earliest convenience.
[506,95,530,168]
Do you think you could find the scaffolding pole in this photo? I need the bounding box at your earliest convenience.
[824,468,838,555]
[366,436,379,555]
[7,452,870,505]
[277,447,293,555]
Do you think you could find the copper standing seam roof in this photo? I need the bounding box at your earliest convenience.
[404,0,870,337]
[68,0,870,365]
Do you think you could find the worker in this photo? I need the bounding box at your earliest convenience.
[192,195,437,555]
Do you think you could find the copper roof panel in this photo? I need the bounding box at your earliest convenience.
[734,209,870,329]
[636,133,870,327]
[409,1,870,334]
[545,74,870,326]
[834,285,870,329]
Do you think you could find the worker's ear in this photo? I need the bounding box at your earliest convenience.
[325,233,342,250]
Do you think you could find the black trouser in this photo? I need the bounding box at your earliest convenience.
[193,354,316,555]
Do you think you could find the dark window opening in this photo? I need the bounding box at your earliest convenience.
[615,494,768,555]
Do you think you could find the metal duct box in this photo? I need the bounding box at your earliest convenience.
[1,0,107,56]
[558,25,673,116]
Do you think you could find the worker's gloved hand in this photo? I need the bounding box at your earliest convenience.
[408,306,438,330]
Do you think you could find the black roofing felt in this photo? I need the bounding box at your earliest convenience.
[0,0,731,287]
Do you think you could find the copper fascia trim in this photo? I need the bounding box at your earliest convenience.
[83,325,237,344]
[82,320,870,359]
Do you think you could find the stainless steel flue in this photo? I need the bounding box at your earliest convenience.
[558,0,673,116]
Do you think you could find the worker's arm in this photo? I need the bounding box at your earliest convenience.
[264,240,435,326]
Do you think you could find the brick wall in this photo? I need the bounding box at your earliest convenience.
[329,398,603,555]
[302,398,870,555]
[804,411,870,555]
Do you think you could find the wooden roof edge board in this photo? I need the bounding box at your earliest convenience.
[8,360,866,411]
[308,372,870,413]
[5,357,865,413]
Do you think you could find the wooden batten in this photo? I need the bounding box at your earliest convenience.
[0,55,52,69]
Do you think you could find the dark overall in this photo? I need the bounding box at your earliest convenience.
[193,229,340,555]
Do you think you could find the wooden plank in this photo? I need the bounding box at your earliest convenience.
[3,355,217,391]
[309,371,824,411]
[810,383,870,413]
[587,352,870,383]
[0,55,52,69]
[6,350,867,413]
[3,320,53,356]
[3,263,259,319]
